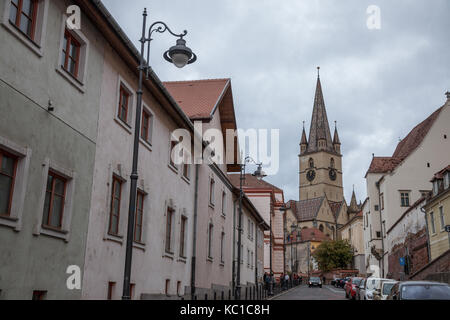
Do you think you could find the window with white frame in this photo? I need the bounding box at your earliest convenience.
[134,190,145,244]
[208,222,213,259]
[220,231,225,264]
[140,106,153,146]
[444,172,450,190]
[108,175,122,236]
[116,82,133,127]
[430,212,436,234]
[0,149,18,218]
[3,0,49,56]
[165,206,175,254]
[400,191,410,207]
[34,159,75,241]
[42,170,67,231]
[221,191,226,216]
[439,206,445,231]
[56,19,89,89]
[0,138,31,231]
[182,150,190,181]
[209,178,215,206]
[179,215,187,258]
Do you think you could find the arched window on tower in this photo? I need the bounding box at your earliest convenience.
[330,158,335,169]
[319,224,324,232]
[309,158,314,168]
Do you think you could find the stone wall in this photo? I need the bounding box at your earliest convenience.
[387,228,429,280]
[409,250,450,284]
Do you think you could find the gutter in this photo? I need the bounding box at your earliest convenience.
[420,206,432,263]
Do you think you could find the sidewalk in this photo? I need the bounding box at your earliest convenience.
[267,285,302,300]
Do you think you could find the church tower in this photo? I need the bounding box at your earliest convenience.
[299,68,344,201]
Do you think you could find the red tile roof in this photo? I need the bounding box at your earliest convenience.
[227,174,283,192]
[366,157,402,175]
[163,79,230,119]
[431,165,450,181]
[301,228,330,242]
[392,106,443,160]
[366,106,443,177]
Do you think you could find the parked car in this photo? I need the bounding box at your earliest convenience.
[345,277,363,299]
[363,277,394,300]
[336,277,350,288]
[333,278,342,287]
[374,281,397,300]
[355,278,366,300]
[387,281,450,300]
[308,277,322,288]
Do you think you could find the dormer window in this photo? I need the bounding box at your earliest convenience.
[433,181,439,196]
[444,172,450,190]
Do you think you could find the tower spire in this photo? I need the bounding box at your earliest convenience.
[300,121,308,153]
[307,68,333,153]
[333,121,341,145]
[348,188,359,214]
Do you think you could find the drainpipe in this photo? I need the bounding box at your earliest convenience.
[375,179,385,278]
[232,198,237,293]
[255,221,263,284]
[190,164,200,299]
[420,206,432,263]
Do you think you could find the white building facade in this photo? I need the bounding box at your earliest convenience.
[364,95,450,277]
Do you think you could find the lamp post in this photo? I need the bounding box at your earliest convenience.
[236,157,266,300]
[295,229,300,273]
[290,223,297,274]
[122,8,196,300]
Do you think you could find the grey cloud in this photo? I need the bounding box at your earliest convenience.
[102,0,450,203]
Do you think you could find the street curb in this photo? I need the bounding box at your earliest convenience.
[266,285,301,300]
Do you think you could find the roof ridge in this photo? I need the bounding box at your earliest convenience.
[163,78,230,84]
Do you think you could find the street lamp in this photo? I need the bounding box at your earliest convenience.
[236,156,266,300]
[122,8,196,300]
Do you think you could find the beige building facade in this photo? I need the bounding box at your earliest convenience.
[424,166,450,261]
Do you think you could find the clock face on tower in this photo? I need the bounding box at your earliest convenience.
[329,169,337,181]
[306,170,316,182]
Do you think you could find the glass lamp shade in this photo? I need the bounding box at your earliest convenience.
[164,38,196,68]
[171,52,190,68]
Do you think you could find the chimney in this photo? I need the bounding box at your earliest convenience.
[446,91,450,102]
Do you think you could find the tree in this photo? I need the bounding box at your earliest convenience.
[312,240,353,272]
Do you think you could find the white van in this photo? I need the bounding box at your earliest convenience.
[360,277,394,300]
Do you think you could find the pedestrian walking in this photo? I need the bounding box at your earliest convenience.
[284,274,289,290]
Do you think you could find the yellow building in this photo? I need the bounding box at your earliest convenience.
[424,165,450,261]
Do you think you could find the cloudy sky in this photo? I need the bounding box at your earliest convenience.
[102,0,450,203]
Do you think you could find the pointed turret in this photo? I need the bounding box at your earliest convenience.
[348,188,359,214]
[307,67,334,154]
[300,122,308,154]
[333,122,341,154]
